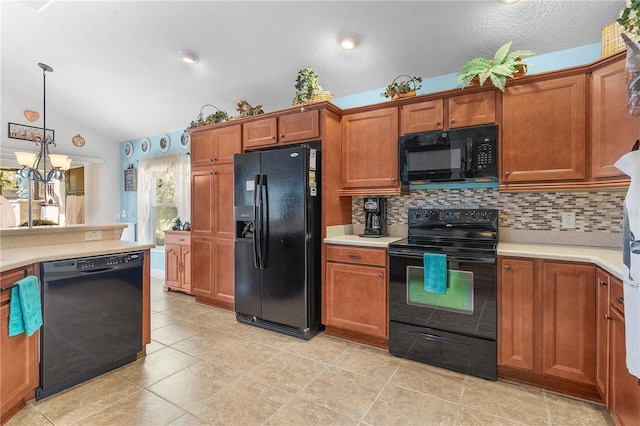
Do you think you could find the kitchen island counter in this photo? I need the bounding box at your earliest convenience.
[0,240,154,273]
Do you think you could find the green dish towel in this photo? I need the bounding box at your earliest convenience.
[423,253,447,294]
[8,275,43,337]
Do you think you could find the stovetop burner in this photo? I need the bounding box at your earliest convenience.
[389,208,499,258]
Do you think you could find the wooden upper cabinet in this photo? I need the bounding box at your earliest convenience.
[591,55,639,180]
[502,73,586,185]
[448,91,497,128]
[400,99,444,134]
[243,110,319,149]
[340,107,401,195]
[191,125,242,167]
[399,91,496,135]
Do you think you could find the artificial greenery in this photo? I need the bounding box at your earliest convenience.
[381,75,423,99]
[618,0,640,38]
[456,41,535,92]
[236,99,264,117]
[188,109,230,129]
[292,67,328,105]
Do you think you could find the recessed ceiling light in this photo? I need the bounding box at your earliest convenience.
[338,33,360,50]
[178,49,199,64]
[497,0,522,4]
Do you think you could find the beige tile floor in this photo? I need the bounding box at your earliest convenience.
[8,277,614,426]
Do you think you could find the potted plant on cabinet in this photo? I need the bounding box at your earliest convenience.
[456,41,535,92]
[292,67,333,106]
[381,75,423,100]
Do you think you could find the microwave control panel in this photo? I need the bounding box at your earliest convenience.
[473,138,496,171]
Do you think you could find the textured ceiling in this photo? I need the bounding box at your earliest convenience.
[1,0,626,143]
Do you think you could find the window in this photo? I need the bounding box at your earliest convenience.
[137,153,190,245]
[151,174,178,246]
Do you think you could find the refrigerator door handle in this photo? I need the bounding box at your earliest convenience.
[253,175,263,269]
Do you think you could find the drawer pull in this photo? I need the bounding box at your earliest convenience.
[616,296,624,306]
[599,281,608,287]
[347,253,361,259]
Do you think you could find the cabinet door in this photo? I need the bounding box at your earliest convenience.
[325,262,387,338]
[448,91,496,128]
[211,238,235,310]
[191,236,214,299]
[243,118,278,149]
[498,257,536,371]
[609,308,640,426]
[595,268,612,402]
[541,262,595,384]
[190,125,241,167]
[165,244,180,288]
[1,267,38,424]
[591,57,640,179]
[502,74,586,183]
[278,110,319,143]
[181,245,191,292]
[191,169,216,238]
[212,163,235,240]
[341,107,400,192]
[400,99,444,134]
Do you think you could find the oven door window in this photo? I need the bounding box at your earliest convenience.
[407,266,474,314]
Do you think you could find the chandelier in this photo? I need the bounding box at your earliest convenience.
[15,63,70,184]
[14,63,72,228]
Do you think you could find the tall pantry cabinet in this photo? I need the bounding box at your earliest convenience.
[189,124,241,309]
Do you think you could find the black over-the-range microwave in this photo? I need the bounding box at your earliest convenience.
[398,124,498,184]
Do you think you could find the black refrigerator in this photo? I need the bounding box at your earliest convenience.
[233,144,322,339]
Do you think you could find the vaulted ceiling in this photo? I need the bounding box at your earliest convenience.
[1,0,625,143]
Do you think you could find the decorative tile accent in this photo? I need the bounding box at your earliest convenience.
[352,190,626,234]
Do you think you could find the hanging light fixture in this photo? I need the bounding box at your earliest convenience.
[15,62,71,228]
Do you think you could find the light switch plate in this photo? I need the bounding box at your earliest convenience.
[561,212,576,229]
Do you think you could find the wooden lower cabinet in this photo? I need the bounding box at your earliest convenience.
[1,266,39,424]
[191,237,234,310]
[609,279,640,426]
[323,244,388,348]
[498,257,598,400]
[596,268,612,403]
[164,231,191,294]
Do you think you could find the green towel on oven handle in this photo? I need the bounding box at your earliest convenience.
[8,275,43,337]
[423,253,447,294]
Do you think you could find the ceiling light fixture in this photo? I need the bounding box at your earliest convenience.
[338,32,360,50]
[497,0,522,4]
[179,49,199,64]
[15,62,70,228]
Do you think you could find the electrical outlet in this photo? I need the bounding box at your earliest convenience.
[561,212,576,229]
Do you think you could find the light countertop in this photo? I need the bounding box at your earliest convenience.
[0,240,154,273]
[324,234,623,279]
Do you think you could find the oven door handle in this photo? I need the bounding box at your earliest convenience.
[401,330,472,346]
[388,250,495,264]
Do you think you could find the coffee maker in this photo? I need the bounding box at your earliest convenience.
[360,197,388,237]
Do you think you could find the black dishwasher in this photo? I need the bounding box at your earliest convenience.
[37,251,143,400]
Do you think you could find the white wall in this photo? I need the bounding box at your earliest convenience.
[2,90,120,224]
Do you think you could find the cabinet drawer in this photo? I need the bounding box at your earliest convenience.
[611,276,624,315]
[165,232,191,246]
[326,245,386,266]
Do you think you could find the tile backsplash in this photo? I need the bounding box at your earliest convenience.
[353,189,626,234]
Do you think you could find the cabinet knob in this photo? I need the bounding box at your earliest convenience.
[504,171,511,178]
[604,314,611,320]
[378,272,384,278]
[436,121,441,126]
[504,264,511,271]
[210,158,216,162]
[271,135,276,140]
[279,134,285,139]
[391,177,396,182]
[599,281,608,287]
[450,118,456,123]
